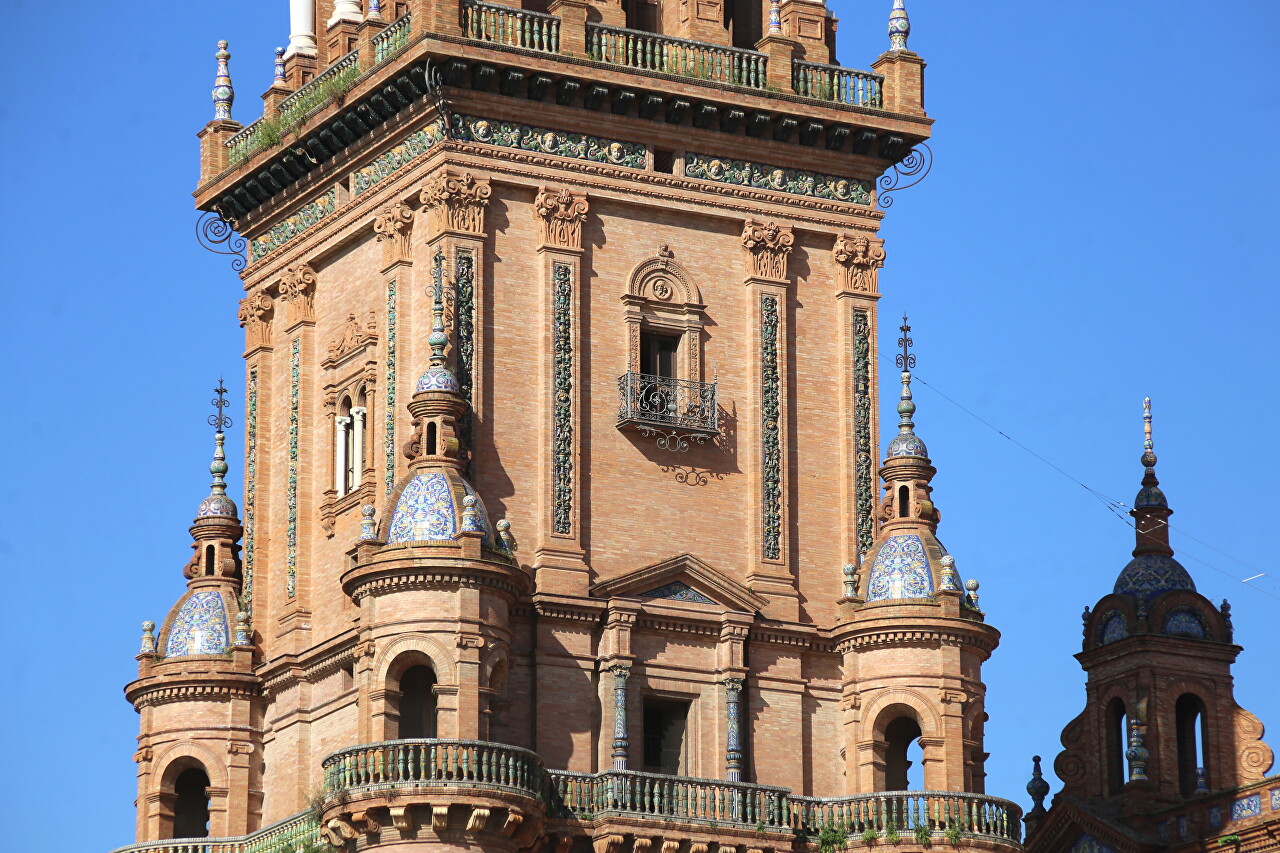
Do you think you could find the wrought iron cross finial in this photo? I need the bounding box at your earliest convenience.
[209,377,233,431]
[896,314,916,371]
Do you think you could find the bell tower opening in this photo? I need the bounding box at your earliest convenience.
[171,766,211,839]
[1105,697,1127,795]
[884,716,923,790]
[399,665,438,739]
[1176,693,1208,796]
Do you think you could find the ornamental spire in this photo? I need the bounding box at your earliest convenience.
[888,0,911,51]
[414,248,461,394]
[885,315,928,459]
[196,378,240,520]
[273,47,286,86]
[768,0,782,35]
[212,41,234,121]
[1132,397,1173,557]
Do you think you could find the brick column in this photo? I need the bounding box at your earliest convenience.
[871,50,927,116]
[610,664,632,769]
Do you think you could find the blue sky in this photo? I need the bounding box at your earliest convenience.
[1,2,1277,850]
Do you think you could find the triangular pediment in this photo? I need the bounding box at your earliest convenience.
[591,553,766,613]
[1030,799,1163,853]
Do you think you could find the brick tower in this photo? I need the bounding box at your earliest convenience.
[1023,400,1277,852]
[118,1,1027,851]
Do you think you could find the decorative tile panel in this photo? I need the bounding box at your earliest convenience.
[1099,610,1128,645]
[1208,805,1223,829]
[387,472,457,542]
[165,591,230,657]
[552,263,574,535]
[1163,607,1207,639]
[1067,836,1116,853]
[287,338,299,598]
[853,309,873,555]
[760,295,781,560]
[385,280,397,495]
[686,153,873,204]
[1232,793,1262,820]
[353,120,446,195]
[243,367,258,615]
[866,534,933,601]
[639,582,715,604]
[1113,552,1196,598]
[1270,787,1280,810]
[453,114,647,169]
[250,189,338,261]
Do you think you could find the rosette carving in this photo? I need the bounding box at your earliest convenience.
[237,291,274,349]
[420,171,491,235]
[372,200,414,266]
[535,187,589,250]
[833,234,886,294]
[741,220,793,280]
[280,263,318,323]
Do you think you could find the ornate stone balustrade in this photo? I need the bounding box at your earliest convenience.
[373,12,413,62]
[323,738,547,801]
[579,769,793,829]
[617,372,718,435]
[588,24,767,89]
[463,1,561,54]
[107,813,318,853]
[792,60,883,108]
[790,791,1023,843]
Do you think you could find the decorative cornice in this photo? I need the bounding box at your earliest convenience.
[344,563,528,602]
[250,188,337,262]
[687,153,872,205]
[354,120,447,196]
[420,170,492,236]
[372,200,415,267]
[742,220,794,281]
[833,234,886,294]
[453,114,647,170]
[126,673,262,710]
[536,187,590,251]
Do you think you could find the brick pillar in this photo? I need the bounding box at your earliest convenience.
[871,50,926,116]
[549,0,591,58]
[754,34,797,93]
[778,0,831,63]
[197,120,242,185]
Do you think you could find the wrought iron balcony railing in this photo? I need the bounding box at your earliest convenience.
[617,372,718,435]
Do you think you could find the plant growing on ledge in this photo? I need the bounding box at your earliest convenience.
[230,64,361,166]
[883,826,902,844]
[1217,836,1242,847]
[861,828,880,846]
[942,825,963,846]
[913,824,932,847]
[818,822,849,853]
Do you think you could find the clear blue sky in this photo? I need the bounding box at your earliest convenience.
[1,2,1276,850]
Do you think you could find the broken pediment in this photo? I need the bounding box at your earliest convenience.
[590,553,766,613]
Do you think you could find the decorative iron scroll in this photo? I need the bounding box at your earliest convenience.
[196,210,247,272]
[552,263,574,535]
[761,295,781,560]
[617,373,718,433]
[877,143,932,209]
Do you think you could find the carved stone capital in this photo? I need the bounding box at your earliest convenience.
[536,187,589,250]
[741,220,793,280]
[421,170,492,236]
[237,291,274,348]
[280,262,318,323]
[833,233,886,294]
[373,200,415,266]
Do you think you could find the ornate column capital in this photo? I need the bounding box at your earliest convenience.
[833,233,886,295]
[741,220,793,281]
[536,187,589,251]
[421,171,492,236]
[373,200,414,267]
[237,291,274,349]
[280,262,317,324]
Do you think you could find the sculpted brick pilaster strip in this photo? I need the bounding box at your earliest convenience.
[760,294,781,561]
[287,337,300,598]
[741,220,794,280]
[280,262,318,325]
[552,261,575,536]
[853,309,874,555]
[536,188,590,251]
[243,367,258,616]
[372,200,414,267]
[834,234,886,294]
[455,248,476,457]
[384,279,397,495]
[420,171,492,236]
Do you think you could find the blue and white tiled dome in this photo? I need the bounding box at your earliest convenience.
[386,471,504,552]
[887,433,929,458]
[197,493,239,518]
[1113,553,1195,600]
[416,366,460,393]
[164,589,231,657]
[865,533,935,601]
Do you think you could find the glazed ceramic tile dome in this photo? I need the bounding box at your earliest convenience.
[1113,553,1195,600]
[864,532,936,601]
[163,589,232,657]
[386,470,503,553]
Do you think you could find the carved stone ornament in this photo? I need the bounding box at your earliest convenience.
[372,200,414,266]
[833,234,886,294]
[535,187,590,250]
[741,220,794,280]
[325,312,378,366]
[420,171,492,236]
[237,291,274,349]
[280,263,318,323]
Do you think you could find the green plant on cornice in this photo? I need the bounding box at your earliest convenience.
[913,824,932,847]
[1218,836,1242,847]
[883,827,902,844]
[818,822,849,853]
[305,787,328,823]
[861,828,880,846]
[230,65,360,166]
[942,825,963,846]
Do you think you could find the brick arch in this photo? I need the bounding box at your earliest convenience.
[154,740,229,791]
[481,643,509,689]
[626,255,702,306]
[1149,590,1222,640]
[373,633,456,686]
[860,688,942,740]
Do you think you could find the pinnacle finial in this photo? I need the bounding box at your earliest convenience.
[1133,396,1167,510]
[1142,396,1156,467]
[768,0,782,35]
[213,41,234,121]
[888,0,911,51]
[1026,755,1050,816]
[273,47,286,85]
[885,315,928,459]
[429,247,448,370]
[197,378,239,520]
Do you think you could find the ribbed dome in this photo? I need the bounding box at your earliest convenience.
[864,533,936,601]
[1113,553,1196,600]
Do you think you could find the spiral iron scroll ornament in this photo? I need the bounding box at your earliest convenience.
[876,143,932,209]
[423,59,455,141]
[196,210,247,272]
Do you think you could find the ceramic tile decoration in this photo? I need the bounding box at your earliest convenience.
[1270,788,1280,811]
[1163,607,1207,639]
[165,591,230,657]
[1178,816,1188,838]
[1208,805,1223,829]
[353,122,446,195]
[866,533,933,601]
[287,338,299,598]
[1099,610,1129,645]
[551,263,574,536]
[416,367,460,393]
[452,114,647,169]
[250,189,338,261]
[639,582,715,604]
[460,480,500,552]
[1156,821,1170,841]
[852,309,874,555]
[1067,835,1116,853]
[1232,794,1262,820]
[760,295,781,560]
[685,153,873,204]
[1113,553,1196,599]
[385,279,397,495]
[387,473,458,542]
[243,367,257,614]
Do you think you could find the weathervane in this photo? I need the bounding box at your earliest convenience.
[896,314,916,371]
[210,377,233,431]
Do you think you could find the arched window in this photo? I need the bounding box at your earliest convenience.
[1106,697,1127,795]
[334,397,353,497]
[171,766,210,838]
[1176,693,1208,796]
[884,716,923,790]
[897,485,910,518]
[425,421,438,457]
[399,665,438,739]
[204,544,216,576]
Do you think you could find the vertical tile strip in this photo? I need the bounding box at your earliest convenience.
[552,262,574,535]
[761,295,781,560]
[853,308,874,555]
[243,367,258,615]
[384,279,398,495]
[287,338,300,599]
[455,250,475,457]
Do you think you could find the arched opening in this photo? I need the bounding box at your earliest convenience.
[884,716,923,790]
[340,396,355,493]
[204,544,216,576]
[171,766,210,838]
[1176,693,1209,796]
[425,421,438,457]
[897,485,909,518]
[1105,697,1127,795]
[398,665,438,739]
[487,659,509,742]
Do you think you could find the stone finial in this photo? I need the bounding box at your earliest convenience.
[196,379,240,520]
[1221,600,1234,642]
[1126,717,1149,781]
[842,563,858,597]
[885,316,929,459]
[360,504,378,540]
[964,578,980,609]
[496,518,518,553]
[234,611,252,646]
[461,494,482,532]
[939,555,959,591]
[140,620,157,655]
[273,47,286,85]
[213,41,234,121]
[1026,755,1050,816]
[768,0,782,35]
[1081,605,1091,638]
[888,0,910,51]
